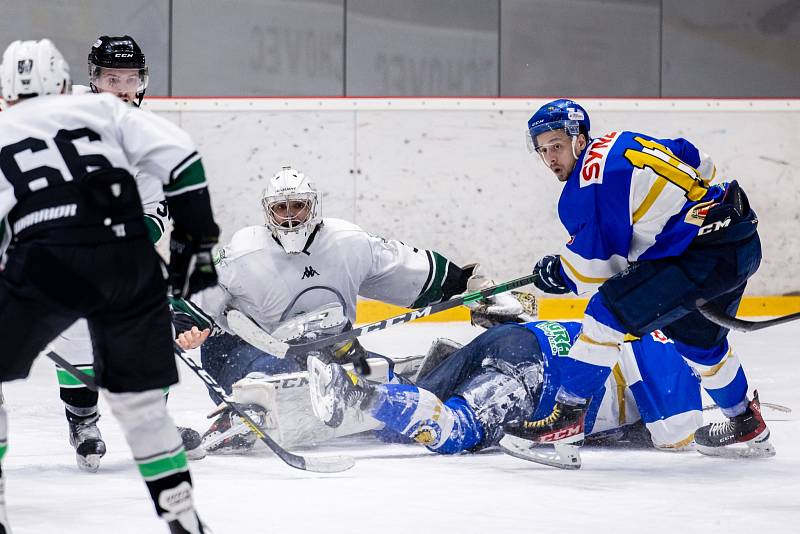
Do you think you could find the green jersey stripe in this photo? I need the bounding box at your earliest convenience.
[164,158,206,196]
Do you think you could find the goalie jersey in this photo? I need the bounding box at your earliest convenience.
[194,218,466,335]
[557,130,728,294]
[526,321,703,448]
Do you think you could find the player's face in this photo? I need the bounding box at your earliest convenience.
[269,199,312,229]
[93,67,142,103]
[535,130,586,182]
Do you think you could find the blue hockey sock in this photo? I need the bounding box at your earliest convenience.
[370,384,484,454]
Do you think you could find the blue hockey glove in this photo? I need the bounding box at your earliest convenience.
[532,255,571,294]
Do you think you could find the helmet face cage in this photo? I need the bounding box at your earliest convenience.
[262,192,318,231]
[87,35,148,106]
[261,167,322,254]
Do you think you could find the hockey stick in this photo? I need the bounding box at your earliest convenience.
[698,304,800,333]
[228,272,540,358]
[703,402,791,414]
[45,351,98,392]
[172,342,355,473]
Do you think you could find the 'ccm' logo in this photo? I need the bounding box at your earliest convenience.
[698,217,731,236]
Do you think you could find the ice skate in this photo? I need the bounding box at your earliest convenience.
[499,400,589,470]
[695,391,776,458]
[200,405,267,454]
[68,414,106,473]
[177,427,206,461]
[308,356,375,428]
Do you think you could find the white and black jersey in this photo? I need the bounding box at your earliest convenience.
[191,218,470,336]
[0,92,206,243]
[0,91,218,390]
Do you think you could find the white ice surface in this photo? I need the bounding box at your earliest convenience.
[3,322,799,534]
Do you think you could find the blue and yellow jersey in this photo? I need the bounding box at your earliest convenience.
[556,130,727,294]
[524,320,702,448]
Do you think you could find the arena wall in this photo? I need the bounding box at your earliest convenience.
[144,98,800,297]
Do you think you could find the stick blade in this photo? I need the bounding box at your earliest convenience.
[301,454,356,473]
[227,310,289,357]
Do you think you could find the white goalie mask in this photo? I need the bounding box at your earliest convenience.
[1,39,71,102]
[262,166,322,254]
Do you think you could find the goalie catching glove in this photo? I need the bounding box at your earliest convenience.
[466,268,538,329]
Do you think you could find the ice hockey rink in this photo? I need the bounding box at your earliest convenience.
[2,320,798,534]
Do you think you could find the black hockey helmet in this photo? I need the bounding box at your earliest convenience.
[88,35,148,106]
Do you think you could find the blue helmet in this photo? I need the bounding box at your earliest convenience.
[526,99,591,151]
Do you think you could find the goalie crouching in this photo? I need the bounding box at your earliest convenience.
[308,279,709,469]
[170,165,501,454]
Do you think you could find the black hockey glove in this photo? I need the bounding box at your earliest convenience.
[168,226,219,299]
[532,255,571,294]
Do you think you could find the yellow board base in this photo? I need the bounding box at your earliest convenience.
[355,296,800,324]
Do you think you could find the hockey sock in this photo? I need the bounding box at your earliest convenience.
[58,364,99,422]
[675,340,748,417]
[104,390,198,523]
[370,384,484,454]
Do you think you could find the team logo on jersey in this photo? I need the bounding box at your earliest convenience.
[17,59,33,75]
[579,131,618,187]
[685,200,717,227]
[649,330,674,344]
[301,266,320,279]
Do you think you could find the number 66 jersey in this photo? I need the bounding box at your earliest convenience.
[0,92,200,245]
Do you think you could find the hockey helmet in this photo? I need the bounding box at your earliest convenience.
[88,35,148,106]
[525,99,591,152]
[261,166,322,254]
[0,39,71,102]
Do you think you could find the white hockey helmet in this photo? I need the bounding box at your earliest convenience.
[0,39,71,102]
[261,166,322,254]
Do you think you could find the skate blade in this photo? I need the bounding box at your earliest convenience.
[696,434,776,459]
[76,454,102,473]
[499,434,582,470]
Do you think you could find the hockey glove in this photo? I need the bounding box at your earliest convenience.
[168,226,219,299]
[465,269,529,328]
[532,255,571,294]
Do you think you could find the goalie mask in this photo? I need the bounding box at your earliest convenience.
[88,35,148,106]
[262,166,322,254]
[1,39,71,102]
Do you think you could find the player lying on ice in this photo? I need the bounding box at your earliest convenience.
[172,165,520,454]
[306,287,707,469]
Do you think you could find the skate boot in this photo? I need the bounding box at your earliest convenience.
[167,512,212,534]
[177,427,206,461]
[68,413,106,473]
[200,404,267,454]
[499,399,589,470]
[308,356,375,428]
[695,390,775,458]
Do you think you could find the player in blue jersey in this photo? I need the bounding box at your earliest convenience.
[307,304,703,468]
[500,99,773,467]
